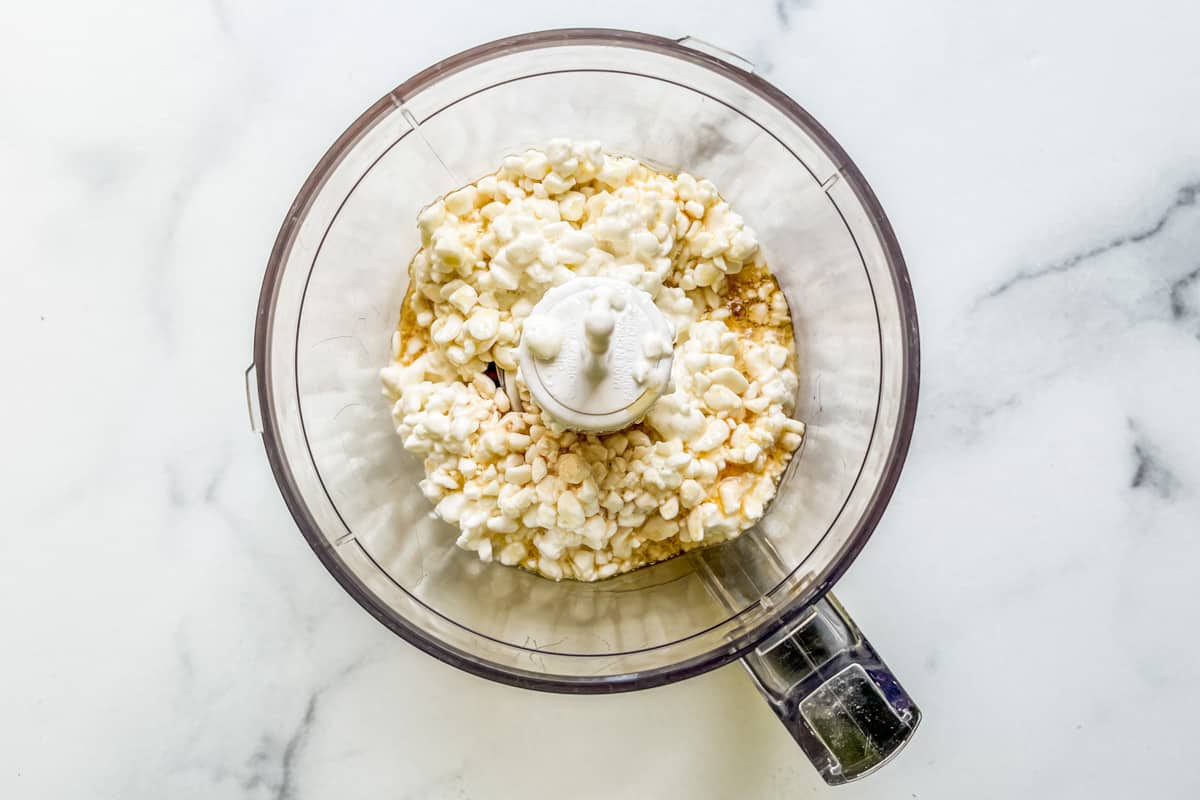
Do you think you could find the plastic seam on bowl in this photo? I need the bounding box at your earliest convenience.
[244,363,262,433]
[675,35,756,73]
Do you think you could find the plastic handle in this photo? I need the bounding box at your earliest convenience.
[694,532,919,785]
[742,594,920,784]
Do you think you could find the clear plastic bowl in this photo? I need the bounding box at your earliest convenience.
[249,29,920,784]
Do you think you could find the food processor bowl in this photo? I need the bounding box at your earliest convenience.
[248,29,921,785]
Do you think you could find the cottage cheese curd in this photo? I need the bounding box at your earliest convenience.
[381,140,805,581]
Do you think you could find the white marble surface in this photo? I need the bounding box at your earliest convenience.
[4,2,1200,797]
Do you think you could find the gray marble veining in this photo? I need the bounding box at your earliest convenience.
[3,1,1200,798]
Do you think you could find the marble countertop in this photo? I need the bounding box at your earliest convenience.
[5,2,1200,797]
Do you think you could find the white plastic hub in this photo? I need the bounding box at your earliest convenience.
[519,277,675,433]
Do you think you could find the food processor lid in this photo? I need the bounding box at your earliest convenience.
[519,276,674,432]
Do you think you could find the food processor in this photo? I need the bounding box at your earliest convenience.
[246,29,921,785]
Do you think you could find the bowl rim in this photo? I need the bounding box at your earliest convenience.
[253,27,921,693]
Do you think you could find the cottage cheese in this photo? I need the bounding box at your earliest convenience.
[381,140,805,581]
